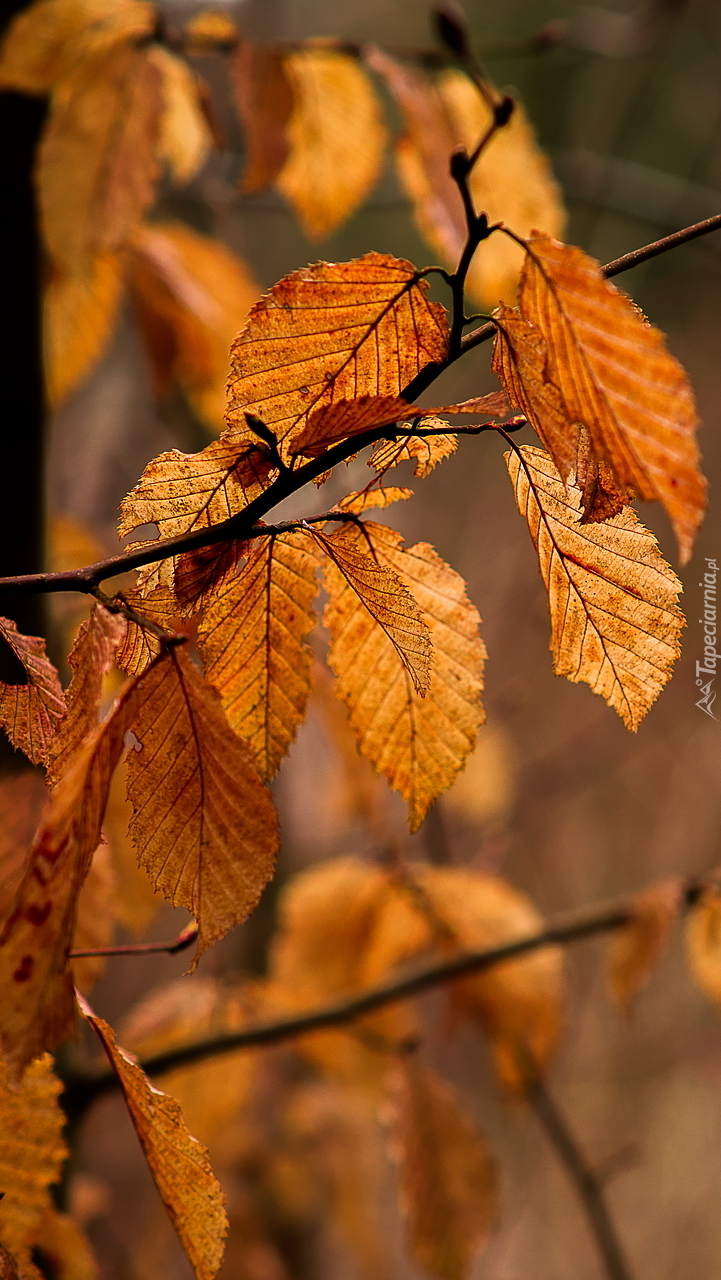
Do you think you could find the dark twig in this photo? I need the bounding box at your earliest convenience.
[69,922,198,960]
[528,1077,635,1280]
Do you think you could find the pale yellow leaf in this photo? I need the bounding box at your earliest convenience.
[44,253,124,406]
[146,47,212,185]
[505,445,685,730]
[444,723,515,825]
[0,1055,67,1273]
[80,999,228,1280]
[198,530,319,780]
[323,523,485,831]
[607,879,682,1013]
[277,49,386,238]
[0,0,154,94]
[0,618,66,767]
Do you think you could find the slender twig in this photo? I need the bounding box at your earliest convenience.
[528,1078,635,1280]
[69,922,198,960]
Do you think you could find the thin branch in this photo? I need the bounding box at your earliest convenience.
[69,922,198,960]
[528,1078,635,1280]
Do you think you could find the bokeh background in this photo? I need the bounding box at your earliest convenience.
[49,2,721,1278]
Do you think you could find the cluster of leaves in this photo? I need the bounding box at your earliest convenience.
[0,1,718,1278]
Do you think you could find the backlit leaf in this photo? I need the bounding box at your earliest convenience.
[80,1000,228,1280]
[44,253,124,406]
[323,523,485,830]
[114,586,182,676]
[0,0,154,95]
[0,1055,67,1272]
[125,647,278,961]
[0,618,65,767]
[505,445,685,730]
[316,526,431,695]
[231,41,293,193]
[128,221,260,432]
[39,44,162,273]
[198,530,319,780]
[47,604,125,786]
[225,253,449,451]
[370,418,458,478]
[686,887,721,1008]
[277,49,386,238]
[147,46,212,185]
[607,879,682,1013]
[175,541,247,613]
[290,390,508,458]
[389,1059,497,1280]
[497,233,706,561]
[336,486,413,515]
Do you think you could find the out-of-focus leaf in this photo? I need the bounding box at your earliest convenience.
[607,879,682,1013]
[47,603,125,786]
[277,48,386,238]
[198,531,319,780]
[147,47,212,185]
[69,843,117,994]
[231,41,293,192]
[686,886,721,1007]
[102,759,161,936]
[0,618,66,768]
[505,445,685,730]
[79,999,228,1280]
[44,253,124,406]
[0,771,47,915]
[0,0,154,94]
[444,723,515,825]
[0,1054,67,1272]
[30,1208,98,1280]
[184,10,239,47]
[388,1059,497,1280]
[323,523,485,831]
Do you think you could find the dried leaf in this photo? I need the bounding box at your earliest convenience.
[102,758,161,936]
[505,445,685,730]
[0,618,66,767]
[315,527,431,696]
[225,253,449,451]
[231,41,293,192]
[80,1000,228,1280]
[0,1054,67,1272]
[336,486,413,515]
[47,604,125,787]
[0,0,154,95]
[370,419,458,478]
[175,541,247,613]
[31,1208,98,1280]
[198,531,319,780]
[686,887,721,1007]
[497,233,706,561]
[125,647,278,961]
[277,49,386,238]
[291,390,509,459]
[147,46,212,185]
[70,843,117,994]
[44,253,124,406]
[323,523,485,830]
[389,1059,497,1280]
[608,879,682,1013]
[114,586,182,676]
[39,45,162,273]
[0,771,48,915]
[444,724,515,825]
[128,221,260,432]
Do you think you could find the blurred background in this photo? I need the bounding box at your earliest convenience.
[37,1,721,1277]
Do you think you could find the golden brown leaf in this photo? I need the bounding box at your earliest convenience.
[31,1208,98,1280]
[607,879,682,1013]
[102,758,161,936]
[224,253,449,451]
[290,390,509,458]
[315,527,431,696]
[79,999,228,1280]
[114,585,182,677]
[370,418,458,478]
[147,47,212,185]
[128,221,259,432]
[0,772,47,915]
[184,11,238,48]
[175,541,248,612]
[44,253,124,406]
[198,531,319,780]
[389,1059,497,1280]
[47,604,125,787]
[0,1054,67,1272]
[276,48,386,239]
[38,44,162,273]
[686,887,721,1008]
[323,523,485,830]
[0,0,154,94]
[70,843,117,994]
[336,486,413,515]
[0,618,65,767]
[505,445,685,730]
[497,233,706,561]
[231,41,293,192]
[125,647,278,961]
[444,723,515,825]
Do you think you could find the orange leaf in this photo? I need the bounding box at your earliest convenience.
[336,486,413,515]
[79,998,228,1280]
[175,541,248,613]
[0,618,65,767]
[388,1059,497,1280]
[497,232,706,562]
[369,418,459,478]
[0,771,47,915]
[686,886,721,1008]
[607,879,682,1013]
[102,758,161,936]
[147,46,212,185]
[198,531,319,780]
[0,0,155,95]
[47,603,125,786]
[70,842,117,994]
[0,1054,68,1273]
[322,523,484,830]
[505,445,685,730]
[225,253,449,452]
[44,252,124,406]
[231,41,293,193]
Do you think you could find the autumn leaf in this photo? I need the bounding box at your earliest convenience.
[336,486,413,515]
[114,585,182,676]
[198,530,319,780]
[0,1054,67,1273]
[290,390,509,458]
[30,1208,98,1280]
[607,879,682,1013]
[125,647,278,961]
[184,10,238,47]
[69,843,117,995]
[224,253,449,452]
[128,221,260,432]
[44,252,124,406]
[388,1059,497,1280]
[47,603,125,786]
[147,46,212,185]
[231,41,293,193]
[370,419,459,478]
[79,999,228,1280]
[323,523,484,830]
[0,772,47,914]
[276,48,386,238]
[38,44,162,274]
[0,618,66,767]
[175,541,248,613]
[505,445,685,730]
[0,0,155,95]
[102,759,161,936]
[686,887,721,1008]
[497,233,706,561]
[315,526,431,695]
